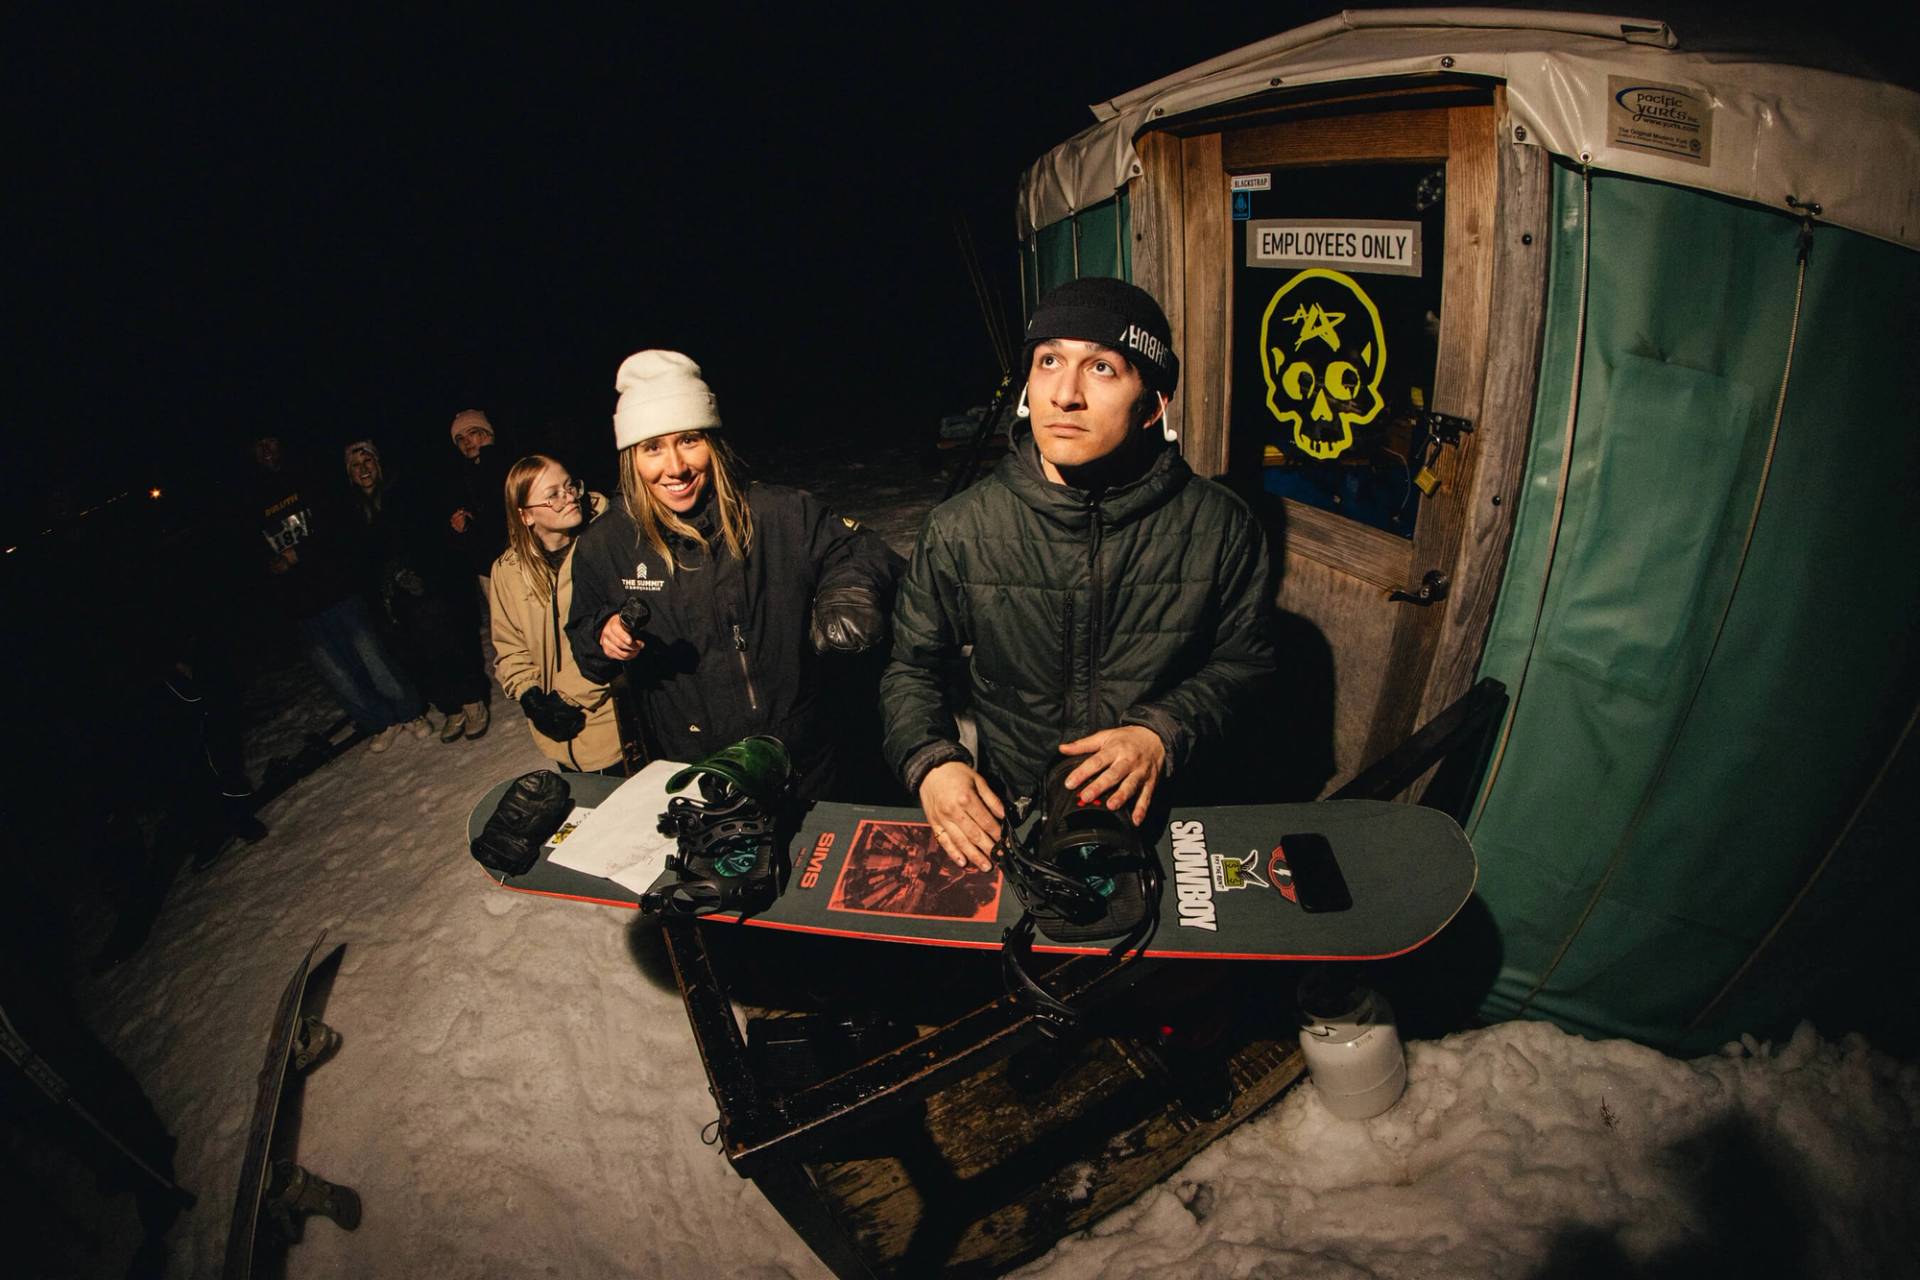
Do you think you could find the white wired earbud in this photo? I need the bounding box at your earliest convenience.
[1015,384,1031,419]
[1155,392,1176,443]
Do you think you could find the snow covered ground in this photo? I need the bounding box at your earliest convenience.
[67,440,1920,1278]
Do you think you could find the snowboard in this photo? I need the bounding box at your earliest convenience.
[222,930,361,1280]
[468,773,1476,962]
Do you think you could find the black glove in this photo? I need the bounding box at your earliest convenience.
[618,596,651,637]
[520,689,587,741]
[809,585,884,655]
[471,770,572,877]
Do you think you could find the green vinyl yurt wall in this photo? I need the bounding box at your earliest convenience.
[1021,195,1131,306]
[1469,163,1920,1054]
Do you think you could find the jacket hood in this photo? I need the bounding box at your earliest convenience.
[999,424,1191,530]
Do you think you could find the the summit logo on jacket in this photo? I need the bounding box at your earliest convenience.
[621,561,663,592]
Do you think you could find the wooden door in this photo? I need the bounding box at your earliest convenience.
[1135,89,1546,792]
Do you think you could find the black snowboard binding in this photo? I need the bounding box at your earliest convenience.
[263,1158,362,1243]
[996,759,1164,1034]
[653,736,792,917]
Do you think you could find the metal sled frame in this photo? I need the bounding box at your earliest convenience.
[662,679,1507,1278]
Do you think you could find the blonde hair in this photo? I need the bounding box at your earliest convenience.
[617,431,754,572]
[501,453,576,602]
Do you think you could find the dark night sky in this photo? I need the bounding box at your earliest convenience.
[13,3,1907,541]
[13,4,1318,532]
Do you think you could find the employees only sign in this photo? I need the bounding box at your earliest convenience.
[1246,219,1422,278]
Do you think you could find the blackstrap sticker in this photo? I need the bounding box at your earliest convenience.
[1607,76,1713,165]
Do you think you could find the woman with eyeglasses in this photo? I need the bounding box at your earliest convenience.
[489,455,628,774]
[565,350,900,800]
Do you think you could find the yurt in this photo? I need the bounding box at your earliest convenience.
[1014,8,1920,1053]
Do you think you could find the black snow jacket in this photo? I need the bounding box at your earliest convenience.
[342,471,470,609]
[248,463,357,621]
[566,483,900,798]
[446,444,513,578]
[881,429,1274,803]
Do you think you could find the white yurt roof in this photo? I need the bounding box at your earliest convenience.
[1017,8,1920,251]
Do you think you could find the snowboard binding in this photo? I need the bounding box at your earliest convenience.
[995,759,1164,1034]
[653,736,792,917]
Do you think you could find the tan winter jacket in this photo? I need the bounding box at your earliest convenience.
[489,497,625,771]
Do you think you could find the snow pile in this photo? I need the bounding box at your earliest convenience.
[66,445,1918,1277]
[76,659,1920,1279]
[78,655,827,1279]
[1018,1021,1920,1279]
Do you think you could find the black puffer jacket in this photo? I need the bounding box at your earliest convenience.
[567,483,899,798]
[881,431,1274,803]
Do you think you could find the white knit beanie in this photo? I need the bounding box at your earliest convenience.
[612,350,722,449]
[449,409,493,440]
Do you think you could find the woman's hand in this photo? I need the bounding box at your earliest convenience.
[918,762,1005,872]
[521,689,588,741]
[1058,726,1166,825]
[598,613,643,661]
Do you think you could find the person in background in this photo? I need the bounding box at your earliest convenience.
[343,439,491,741]
[447,409,511,592]
[249,433,430,753]
[565,350,900,800]
[489,454,627,774]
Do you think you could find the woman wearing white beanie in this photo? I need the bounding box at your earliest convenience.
[564,351,900,799]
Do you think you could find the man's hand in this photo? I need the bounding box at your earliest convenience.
[1058,725,1166,825]
[598,613,643,661]
[450,509,472,533]
[918,762,1005,872]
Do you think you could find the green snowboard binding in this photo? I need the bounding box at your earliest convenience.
[654,736,792,916]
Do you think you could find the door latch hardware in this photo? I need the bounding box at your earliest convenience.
[1389,570,1450,606]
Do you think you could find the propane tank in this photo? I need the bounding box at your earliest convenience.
[1297,969,1408,1120]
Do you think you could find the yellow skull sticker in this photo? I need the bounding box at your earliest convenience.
[1259,268,1387,461]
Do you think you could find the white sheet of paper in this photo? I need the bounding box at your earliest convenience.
[545,758,689,892]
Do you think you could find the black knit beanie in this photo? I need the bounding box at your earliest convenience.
[1021,277,1180,395]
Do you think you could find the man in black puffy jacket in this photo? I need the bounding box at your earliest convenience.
[882,278,1276,870]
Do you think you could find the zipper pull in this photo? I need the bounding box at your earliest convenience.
[731,623,747,652]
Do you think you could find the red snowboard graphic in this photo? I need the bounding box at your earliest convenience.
[826,819,1004,923]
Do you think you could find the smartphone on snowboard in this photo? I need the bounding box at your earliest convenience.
[1280,833,1352,913]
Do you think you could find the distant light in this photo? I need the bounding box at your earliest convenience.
[3,545,15,555]
[148,486,164,500]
